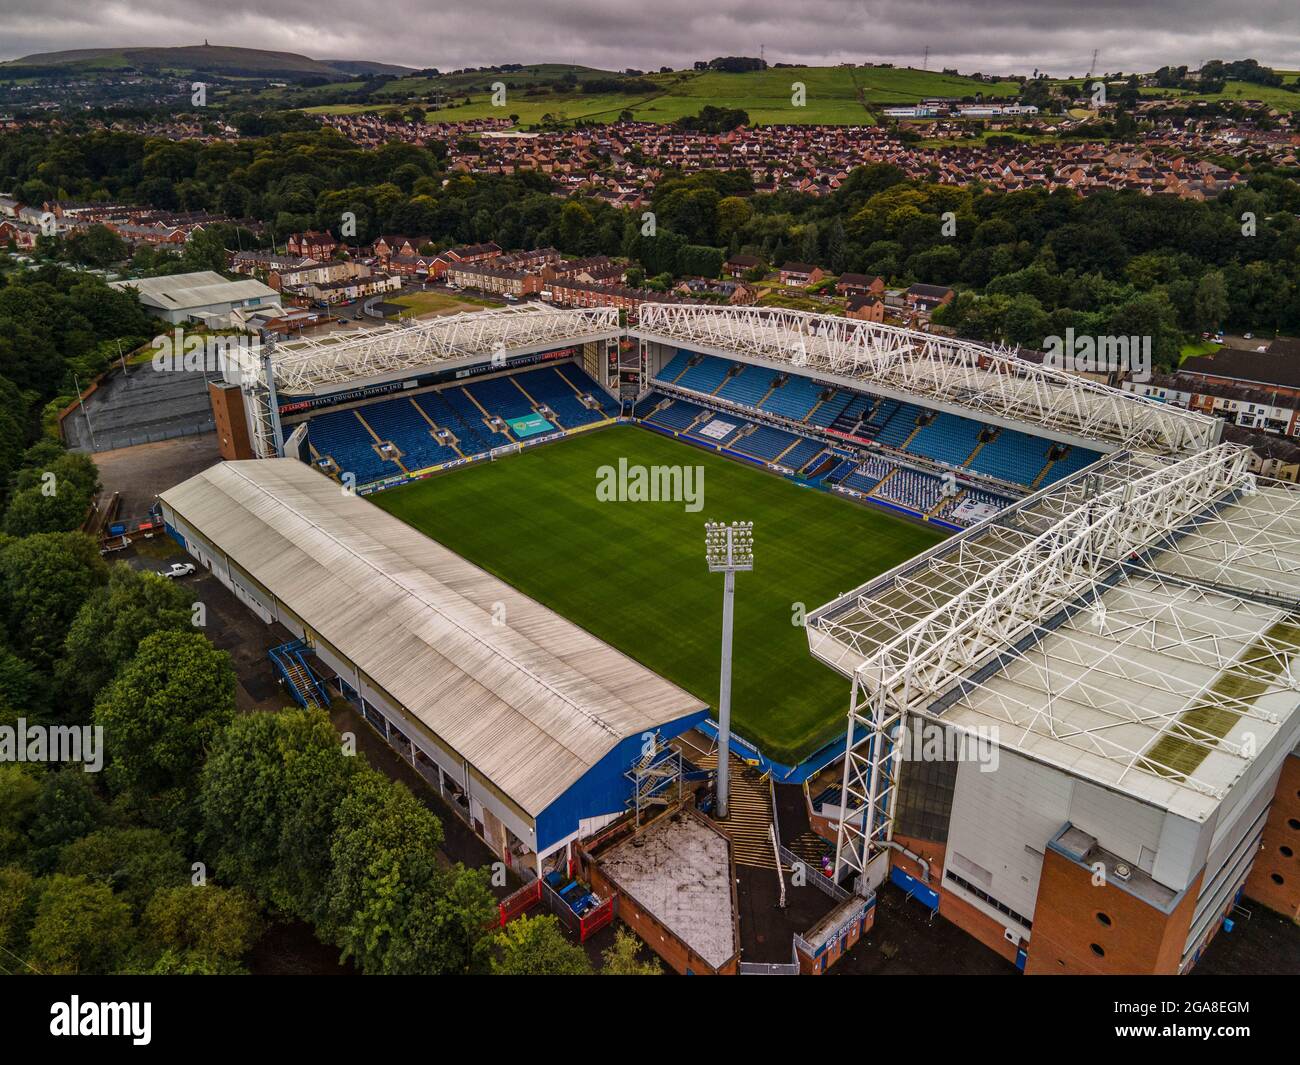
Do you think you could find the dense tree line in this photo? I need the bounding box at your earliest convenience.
[657,162,1300,365]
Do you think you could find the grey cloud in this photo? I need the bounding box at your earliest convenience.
[0,0,1297,76]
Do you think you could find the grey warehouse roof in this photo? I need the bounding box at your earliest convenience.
[161,459,706,817]
[110,270,278,310]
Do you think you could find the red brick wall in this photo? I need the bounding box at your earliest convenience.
[1243,753,1300,920]
[208,381,254,460]
[1024,849,1202,975]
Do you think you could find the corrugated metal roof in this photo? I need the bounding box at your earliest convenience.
[110,271,278,310]
[161,459,706,816]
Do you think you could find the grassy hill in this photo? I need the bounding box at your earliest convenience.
[301,64,1024,126]
[1,44,400,80]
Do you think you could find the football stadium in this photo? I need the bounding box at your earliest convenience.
[160,302,1300,975]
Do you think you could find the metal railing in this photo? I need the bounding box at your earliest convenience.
[778,844,854,903]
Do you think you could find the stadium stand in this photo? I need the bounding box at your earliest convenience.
[731,424,801,462]
[307,407,400,483]
[934,486,1016,527]
[686,413,746,446]
[645,397,710,432]
[1039,443,1101,485]
[873,467,946,513]
[763,375,825,421]
[905,411,983,466]
[782,438,828,472]
[839,455,897,495]
[657,349,694,384]
[715,363,773,407]
[653,352,1098,500]
[305,363,622,480]
[359,396,461,470]
[675,355,732,395]
[964,427,1053,487]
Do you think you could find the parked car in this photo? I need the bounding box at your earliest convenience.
[162,562,196,579]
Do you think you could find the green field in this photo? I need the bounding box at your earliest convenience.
[300,64,1025,127]
[371,425,945,762]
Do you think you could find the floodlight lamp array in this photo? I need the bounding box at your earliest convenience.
[704,521,755,572]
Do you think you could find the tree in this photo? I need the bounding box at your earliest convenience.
[1001,294,1051,348]
[27,874,134,974]
[57,827,187,913]
[490,914,592,975]
[0,865,39,963]
[24,768,103,872]
[93,631,236,800]
[200,708,362,924]
[426,864,497,975]
[601,927,662,974]
[2,450,100,537]
[64,225,127,268]
[1193,270,1230,333]
[324,769,447,974]
[0,765,41,864]
[0,533,107,673]
[59,564,193,712]
[142,884,262,963]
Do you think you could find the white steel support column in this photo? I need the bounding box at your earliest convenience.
[834,669,907,881]
[716,567,736,820]
[705,521,754,823]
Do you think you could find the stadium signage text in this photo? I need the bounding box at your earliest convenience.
[596,457,705,512]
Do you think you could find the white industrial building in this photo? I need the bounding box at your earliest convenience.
[110,270,281,327]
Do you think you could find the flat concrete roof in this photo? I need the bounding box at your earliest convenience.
[597,811,737,970]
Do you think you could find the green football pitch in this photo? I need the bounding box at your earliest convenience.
[372,425,946,763]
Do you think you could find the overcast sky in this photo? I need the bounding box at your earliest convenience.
[1,0,1297,76]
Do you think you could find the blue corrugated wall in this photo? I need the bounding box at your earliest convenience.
[535,708,710,852]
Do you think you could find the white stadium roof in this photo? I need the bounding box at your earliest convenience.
[632,303,1220,456]
[160,459,705,817]
[254,304,621,395]
[810,444,1300,824]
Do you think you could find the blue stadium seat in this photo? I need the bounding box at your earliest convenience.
[872,402,926,449]
[965,428,1053,487]
[673,354,732,394]
[356,395,461,470]
[905,411,984,466]
[873,468,946,513]
[306,408,399,485]
[1039,445,1102,485]
[657,350,694,384]
[761,374,824,420]
[780,439,828,472]
[645,398,708,431]
[731,424,799,462]
[715,363,773,407]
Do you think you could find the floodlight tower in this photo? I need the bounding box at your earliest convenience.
[704,521,754,820]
